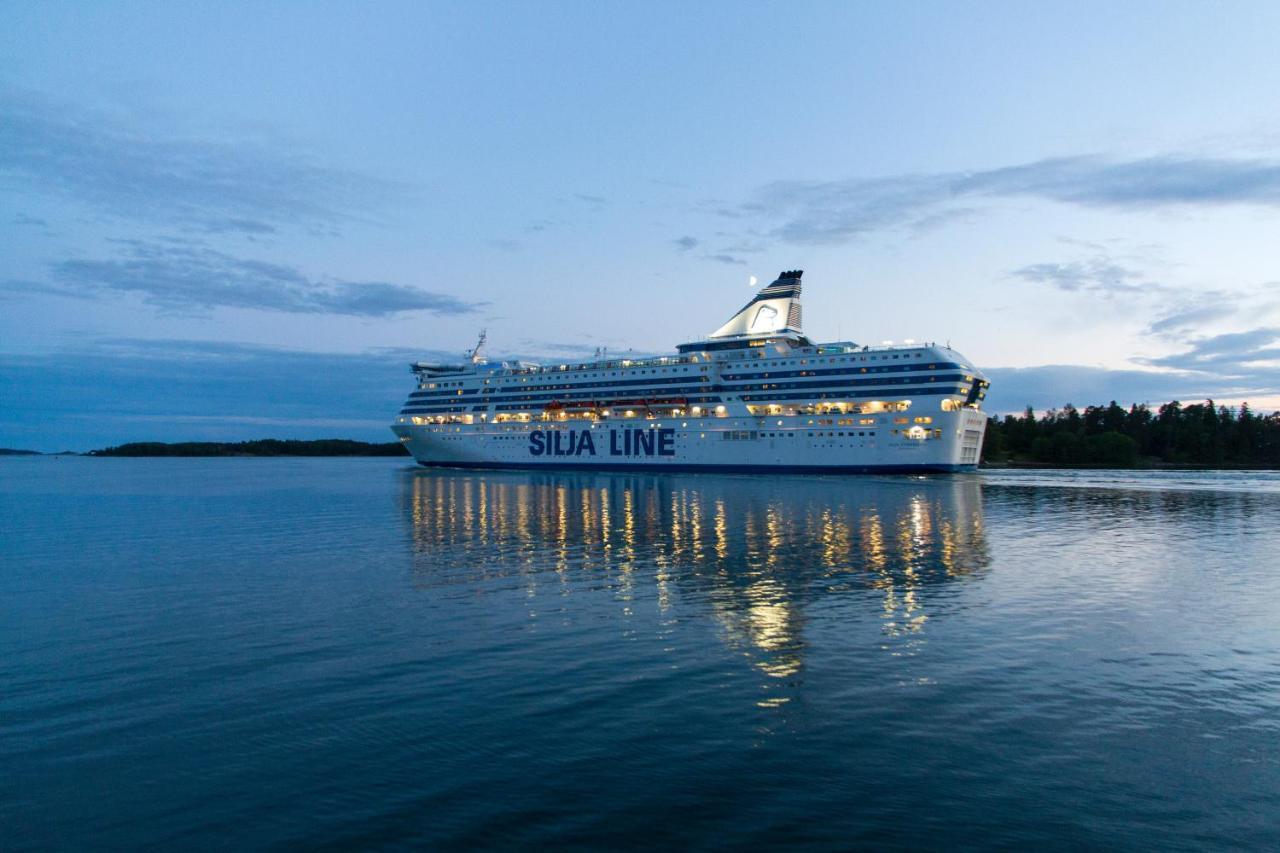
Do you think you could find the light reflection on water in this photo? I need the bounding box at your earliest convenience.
[2,458,1279,849]
[403,472,990,690]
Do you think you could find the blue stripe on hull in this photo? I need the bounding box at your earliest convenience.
[412,460,974,475]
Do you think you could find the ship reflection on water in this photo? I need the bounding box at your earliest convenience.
[402,471,989,698]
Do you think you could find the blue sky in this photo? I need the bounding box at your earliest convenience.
[3,1,1280,450]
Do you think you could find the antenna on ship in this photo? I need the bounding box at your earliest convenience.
[467,329,488,364]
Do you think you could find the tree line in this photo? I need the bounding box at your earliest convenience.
[982,400,1280,468]
[90,439,410,457]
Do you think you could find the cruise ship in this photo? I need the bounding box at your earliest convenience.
[391,270,989,472]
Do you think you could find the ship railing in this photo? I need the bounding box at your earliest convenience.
[500,353,704,377]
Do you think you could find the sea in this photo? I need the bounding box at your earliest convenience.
[3,458,1279,850]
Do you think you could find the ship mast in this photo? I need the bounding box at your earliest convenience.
[467,329,488,365]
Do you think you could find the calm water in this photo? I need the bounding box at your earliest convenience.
[3,459,1279,850]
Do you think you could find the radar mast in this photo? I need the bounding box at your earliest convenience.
[467,329,488,365]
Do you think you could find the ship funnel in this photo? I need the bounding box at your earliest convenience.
[708,270,803,339]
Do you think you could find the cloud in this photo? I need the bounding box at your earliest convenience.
[758,173,951,243]
[1011,257,1159,295]
[574,193,607,205]
[0,279,98,302]
[1140,327,1280,375]
[673,235,699,251]
[12,213,47,227]
[985,361,1279,414]
[986,327,1280,412]
[969,156,1280,207]
[197,218,277,235]
[983,326,1280,413]
[0,88,399,234]
[755,154,1280,244]
[706,253,746,265]
[1010,251,1267,343]
[1145,304,1237,336]
[718,241,767,255]
[0,338,451,451]
[43,241,480,317]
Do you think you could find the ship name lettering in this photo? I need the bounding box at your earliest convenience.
[529,428,675,457]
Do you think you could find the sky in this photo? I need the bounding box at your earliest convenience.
[3,1,1280,451]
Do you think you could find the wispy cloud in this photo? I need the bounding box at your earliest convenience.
[1140,327,1280,375]
[41,240,479,317]
[0,88,399,235]
[986,360,1280,413]
[1145,304,1237,336]
[673,235,699,251]
[975,326,1280,414]
[1011,256,1160,295]
[754,154,1280,244]
[1010,250,1261,344]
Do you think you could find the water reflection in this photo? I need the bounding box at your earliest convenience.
[402,471,989,693]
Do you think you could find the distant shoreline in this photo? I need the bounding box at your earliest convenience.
[981,460,1278,472]
[2,441,1276,470]
[2,440,409,458]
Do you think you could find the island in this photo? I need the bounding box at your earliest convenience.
[88,439,410,457]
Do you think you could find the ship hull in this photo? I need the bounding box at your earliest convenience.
[391,408,987,475]
[411,460,973,474]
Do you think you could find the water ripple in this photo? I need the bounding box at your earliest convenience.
[2,458,1279,849]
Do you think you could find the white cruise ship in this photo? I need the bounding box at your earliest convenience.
[391,270,989,473]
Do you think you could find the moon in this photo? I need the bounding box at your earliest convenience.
[748,275,758,288]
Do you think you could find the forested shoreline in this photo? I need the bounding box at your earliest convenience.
[982,400,1280,468]
[89,439,410,457]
